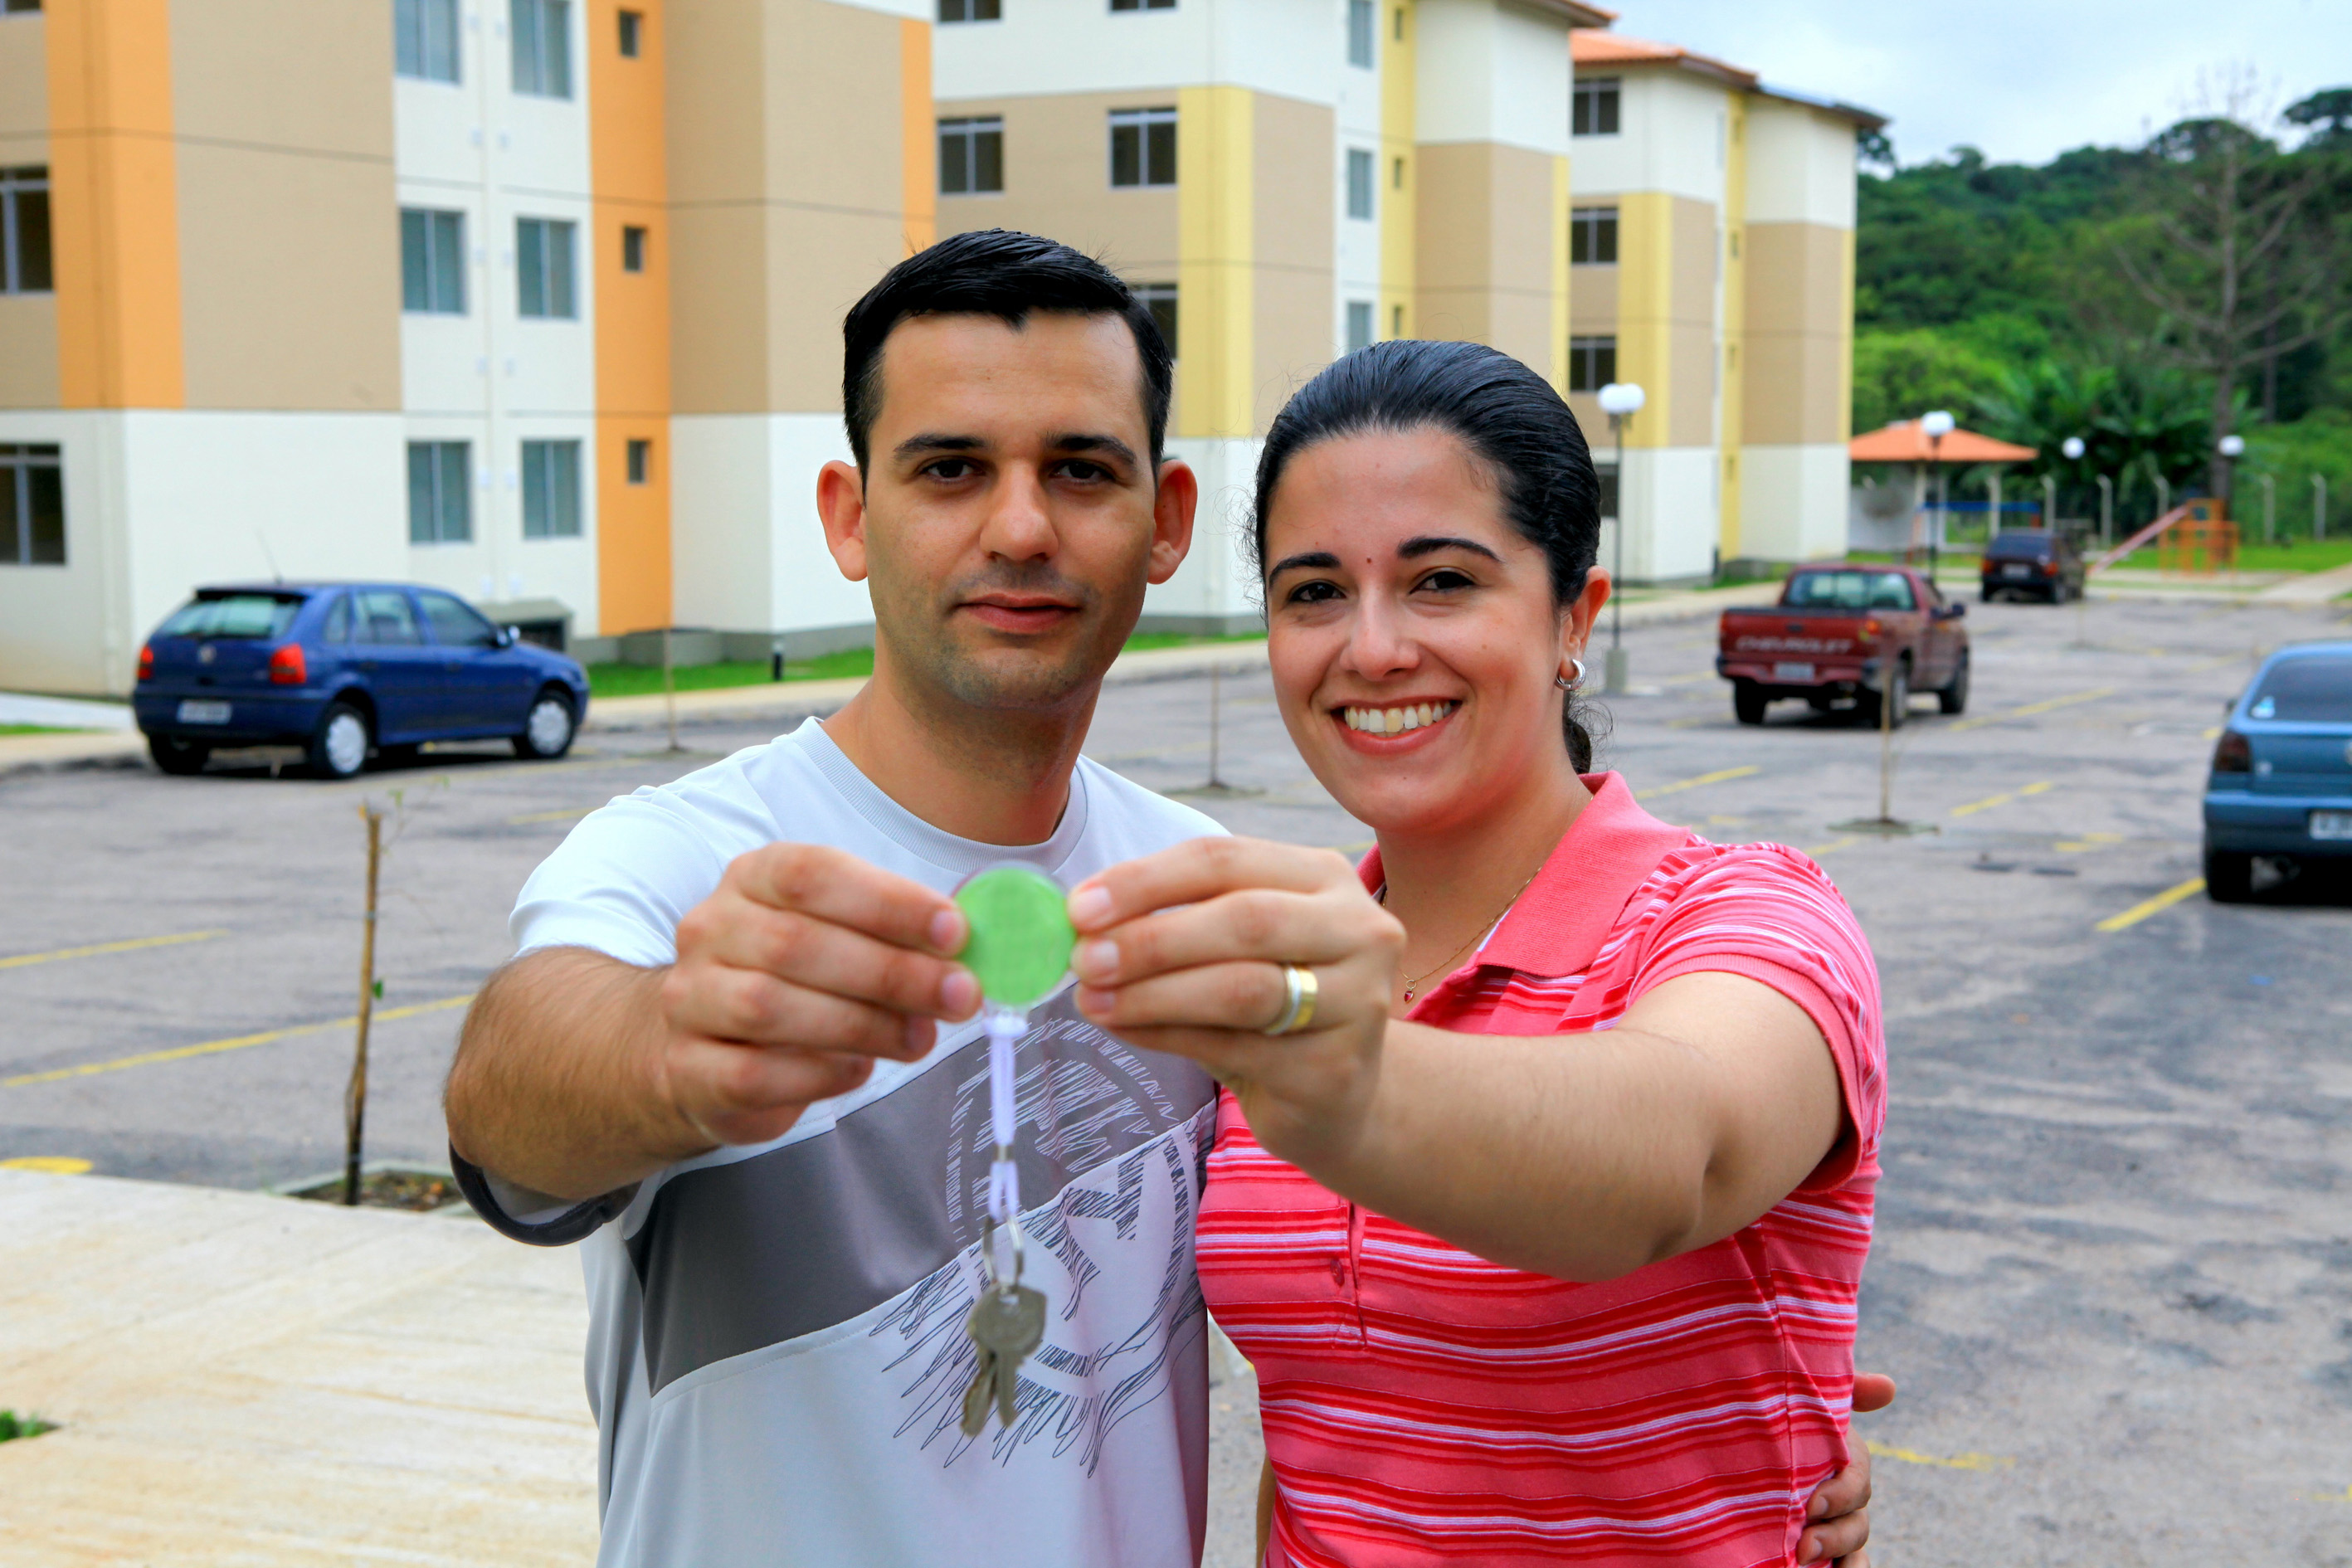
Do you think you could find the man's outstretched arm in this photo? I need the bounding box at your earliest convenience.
[446,844,981,1204]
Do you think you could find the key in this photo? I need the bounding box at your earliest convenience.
[962,1283,1046,1435]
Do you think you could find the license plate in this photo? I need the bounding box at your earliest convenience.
[2003,563,2032,577]
[176,699,231,725]
[2312,811,2352,841]
[1772,663,1815,682]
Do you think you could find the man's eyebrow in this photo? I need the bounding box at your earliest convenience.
[1046,432,1140,467]
[1268,550,1342,577]
[893,433,985,461]
[1399,534,1504,562]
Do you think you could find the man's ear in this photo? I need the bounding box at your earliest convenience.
[1147,458,1200,587]
[816,460,870,582]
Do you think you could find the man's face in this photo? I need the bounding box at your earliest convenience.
[820,312,1193,718]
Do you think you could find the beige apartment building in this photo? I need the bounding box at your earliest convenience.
[0,0,1873,696]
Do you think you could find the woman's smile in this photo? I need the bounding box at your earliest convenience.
[1336,699,1460,742]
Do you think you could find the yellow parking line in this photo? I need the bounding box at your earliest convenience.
[1,995,474,1089]
[1638,765,1761,800]
[1947,687,2117,733]
[0,1156,92,1175]
[2095,878,2206,933]
[1865,1440,2014,1473]
[507,806,599,825]
[1802,836,1860,858]
[1948,780,2054,818]
[0,929,228,971]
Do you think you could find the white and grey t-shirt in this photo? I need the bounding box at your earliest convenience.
[455,718,1225,1568]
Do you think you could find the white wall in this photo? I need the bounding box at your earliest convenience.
[1744,98,1858,228]
[1145,435,1263,626]
[671,413,874,638]
[1741,442,1852,562]
[1570,67,1729,203]
[935,0,1347,106]
[1415,0,1573,153]
[0,411,127,695]
[1609,445,1717,582]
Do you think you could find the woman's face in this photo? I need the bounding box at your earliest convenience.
[1262,426,1605,840]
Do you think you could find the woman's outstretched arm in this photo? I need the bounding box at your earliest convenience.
[1069,836,1844,1283]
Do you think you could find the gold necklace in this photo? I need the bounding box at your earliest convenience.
[1395,861,1546,1004]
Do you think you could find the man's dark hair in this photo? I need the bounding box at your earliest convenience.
[840,229,1174,470]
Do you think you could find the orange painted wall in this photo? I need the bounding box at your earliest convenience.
[47,0,184,408]
[591,0,671,637]
[899,17,933,255]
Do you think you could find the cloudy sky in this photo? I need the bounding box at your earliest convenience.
[1606,0,2352,168]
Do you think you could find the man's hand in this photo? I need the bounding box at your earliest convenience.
[656,844,981,1147]
[1797,1371,1896,1566]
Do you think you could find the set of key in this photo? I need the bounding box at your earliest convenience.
[961,1278,1046,1437]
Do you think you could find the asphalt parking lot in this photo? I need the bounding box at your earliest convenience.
[5,589,2350,1565]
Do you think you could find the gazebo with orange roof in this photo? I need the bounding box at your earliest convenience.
[1848,420,2039,562]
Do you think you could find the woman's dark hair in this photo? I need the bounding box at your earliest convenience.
[1249,339,1607,771]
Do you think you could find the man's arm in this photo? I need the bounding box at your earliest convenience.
[446,843,981,1205]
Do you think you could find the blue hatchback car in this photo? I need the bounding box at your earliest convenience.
[134,582,592,778]
[2203,640,2352,899]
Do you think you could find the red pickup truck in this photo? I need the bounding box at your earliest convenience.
[1717,565,1970,727]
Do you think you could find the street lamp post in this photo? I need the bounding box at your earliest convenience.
[2059,436,2086,539]
[2262,473,2276,545]
[1597,381,1645,695]
[1921,411,1955,577]
[2218,433,2245,514]
[2319,474,2330,542]
[2096,475,2114,548]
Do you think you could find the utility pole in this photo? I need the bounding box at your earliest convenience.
[1597,382,1646,694]
[1921,411,1955,577]
[2320,474,2330,542]
[2096,475,2114,548]
[2262,473,2276,545]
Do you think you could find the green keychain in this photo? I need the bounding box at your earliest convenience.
[956,864,1076,1008]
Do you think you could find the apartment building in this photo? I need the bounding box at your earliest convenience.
[0,0,931,696]
[1566,31,1880,581]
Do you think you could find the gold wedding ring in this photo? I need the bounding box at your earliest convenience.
[1266,964,1318,1036]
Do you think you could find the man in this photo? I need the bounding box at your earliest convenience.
[446,230,1882,1566]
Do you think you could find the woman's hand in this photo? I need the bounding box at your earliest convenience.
[1067,836,1404,1172]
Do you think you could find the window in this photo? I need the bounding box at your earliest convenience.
[1346,148,1375,221]
[0,444,63,566]
[1573,77,1620,136]
[1393,5,1404,40]
[517,217,577,319]
[1567,335,1616,392]
[939,117,1005,195]
[1109,0,1175,9]
[1135,283,1177,356]
[0,167,50,295]
[395,0,460,81]
[521,439,583,538]
[1347,0,1373,66]
[353,590,423,645]
[1390,303,1404,338]
[511,0,572,98]
[324,593,352,642]
[1392,155,1405,190]
[159,594,302,639]
[616,7,641,55]
[1785,571,1916,611]
[937,0,1001,17]
[1595,463,1619,521]
[1109,107,1176,187]
[400,208,466,314]
[1345,301,1372,353]
[407,441,471,544]
[626,437,651,484]
[621,224,647,271]
[1570,205,1617,265]
[2,0,43,12]
[420,589,500,647]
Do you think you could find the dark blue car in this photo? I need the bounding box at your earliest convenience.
[2203,640,2352,899]
[134,582,592,778]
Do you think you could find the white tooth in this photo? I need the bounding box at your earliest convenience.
[1376,708,1395,733]
[1416,704,1433,728]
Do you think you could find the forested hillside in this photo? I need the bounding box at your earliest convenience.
[1850,90,2352,533]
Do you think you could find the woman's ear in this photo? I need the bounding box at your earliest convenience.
[1561,568,1611,671]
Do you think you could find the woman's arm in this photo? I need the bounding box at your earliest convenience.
[1069,837,1844,1283]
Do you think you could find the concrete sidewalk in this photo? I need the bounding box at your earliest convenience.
[0,1167,597,1566]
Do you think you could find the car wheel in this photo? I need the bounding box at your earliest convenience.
[148,735,211,776]
[514,689,577,760]
[308,703,371,780]
[1979,587,1994,603]
[1938,650,1970,715]
[1732,681,1769,726]
[2203,846,2254,903]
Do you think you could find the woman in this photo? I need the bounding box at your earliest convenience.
[1065,341,1886,1566]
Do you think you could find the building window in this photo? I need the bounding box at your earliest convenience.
[1345,301,1373,353]
[616,7,641,55]
[521,440,583,538]
[2,0,44,12]
[1393,5,1404,41]
[395,0,460,81]
[939,117,1005,195]
[1109,107,1176,187]
[621,224,647,272]
[1573,77,1620,136]
[517,217,577,319]
[0,444,63,566]
[511,0,572,99]
[1596,463,1619,521]
[937,0,1001,17]
[1347,0,1374,66]
[1109,0,1175,9]
[1390,303,1404,338]
[1570,205,1618,265]
[1393,155,1405,190]
[1567,335,1616,392]
[400,208,465,314]
[1135,282,1177,357]
[1346,148,1375,221]
[626,437,651,484]
[407,441,472,545]
[0,167,49,295]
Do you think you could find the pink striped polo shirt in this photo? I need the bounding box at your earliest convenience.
[1196,773,1886,1567]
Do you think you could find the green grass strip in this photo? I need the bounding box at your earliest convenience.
[585,631,1264,700]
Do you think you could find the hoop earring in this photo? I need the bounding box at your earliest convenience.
[1556,658,1586,692]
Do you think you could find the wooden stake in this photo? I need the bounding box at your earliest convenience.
[343,802,383,1206]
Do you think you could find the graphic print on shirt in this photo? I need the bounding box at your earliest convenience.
[624,986,1215,1471]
